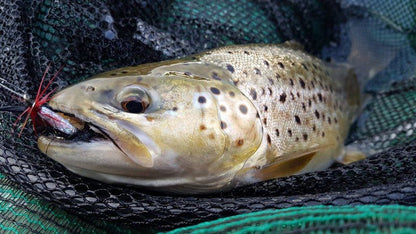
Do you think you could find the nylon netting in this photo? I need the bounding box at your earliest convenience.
[0,0,415,232]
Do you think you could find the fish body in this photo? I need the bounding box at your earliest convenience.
[38,43,360,193]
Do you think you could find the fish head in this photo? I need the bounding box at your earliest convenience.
[38,71,263,188]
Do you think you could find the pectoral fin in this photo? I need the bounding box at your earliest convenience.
[254,152,316,181]
[236,144,337,184]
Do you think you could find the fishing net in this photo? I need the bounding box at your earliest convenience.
[0,0,415,233]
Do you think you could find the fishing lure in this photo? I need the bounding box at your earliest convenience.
[0,65,77,137]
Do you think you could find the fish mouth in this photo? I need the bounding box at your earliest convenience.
[41,106,108,143]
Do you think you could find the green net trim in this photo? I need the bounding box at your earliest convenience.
[166,205,416,234]
[0,173,133,234]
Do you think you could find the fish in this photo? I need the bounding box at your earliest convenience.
[37,42,364,194]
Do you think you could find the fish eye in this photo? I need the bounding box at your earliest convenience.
[121,96,149,113]
[116,85,150,114]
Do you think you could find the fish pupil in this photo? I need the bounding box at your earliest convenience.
[122,100,145,113]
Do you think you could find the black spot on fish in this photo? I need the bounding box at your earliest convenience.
[263,118,267,125]
[210,87,220,95]
[279,93,287,103]
[278,62,284,69]
[302,103,306,111]
[308,99,312,107]
[311,81,315,88]
[288,129,292,137]
[264,105,268,112]
[312,124,316,132]
[244,51,250,55]
[275,129,279,137]
[297,92,300,98]
[184,71,192,76]
[322,132,325,137]
[290,92,295,100]
[267,134,271,144]
[227,51,233,54]
[268,87,273,96]
[212,72,221,80]
[302,63,308,71]
[317,93,323,102]
[229,91,235,97]
[198,96,206,104]
[289,79,294,86]
[220,105,226,112]
[250,88,257,100]
[276,73,280,80]
[328,117,332,124]
[294,115,301,124]
[299,78,306,89]
[254,68,261,75]
[264,60,269,67]
[295,137,299,142]
[239,104,248,114]
[334,118,338,124]
[256,112,260,118]
[121,71,128,74]
[221,121,227,129]
[200,125,206,130]
[314,110,320,119]
[261,88,266,96]
[226,64,235,73]
[172,107,178,111]
[268,78,274,85]
[303,133,308,141]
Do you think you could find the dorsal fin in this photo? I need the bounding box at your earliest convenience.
[281,40,305,51]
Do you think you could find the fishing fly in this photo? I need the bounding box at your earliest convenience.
[0,65,77,137]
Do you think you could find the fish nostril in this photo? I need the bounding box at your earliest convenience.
[86,86,95,92]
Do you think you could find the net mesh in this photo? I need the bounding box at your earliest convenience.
[0,0,415,232]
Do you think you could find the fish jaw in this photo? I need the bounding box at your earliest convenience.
[37,136,149,177]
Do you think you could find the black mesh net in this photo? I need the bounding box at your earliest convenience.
[0,0,415,232]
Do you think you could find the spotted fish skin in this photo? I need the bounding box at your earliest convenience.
[38,43,359,193]
[197,44,359,181]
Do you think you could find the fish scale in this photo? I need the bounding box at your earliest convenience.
[37,43,361,193]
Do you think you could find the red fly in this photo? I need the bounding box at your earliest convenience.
[13,65,65,137]
[1,65,80,138]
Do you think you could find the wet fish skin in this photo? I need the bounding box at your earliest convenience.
[37,43,359,193]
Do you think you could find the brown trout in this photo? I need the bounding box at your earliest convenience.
[37,43,363,193]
